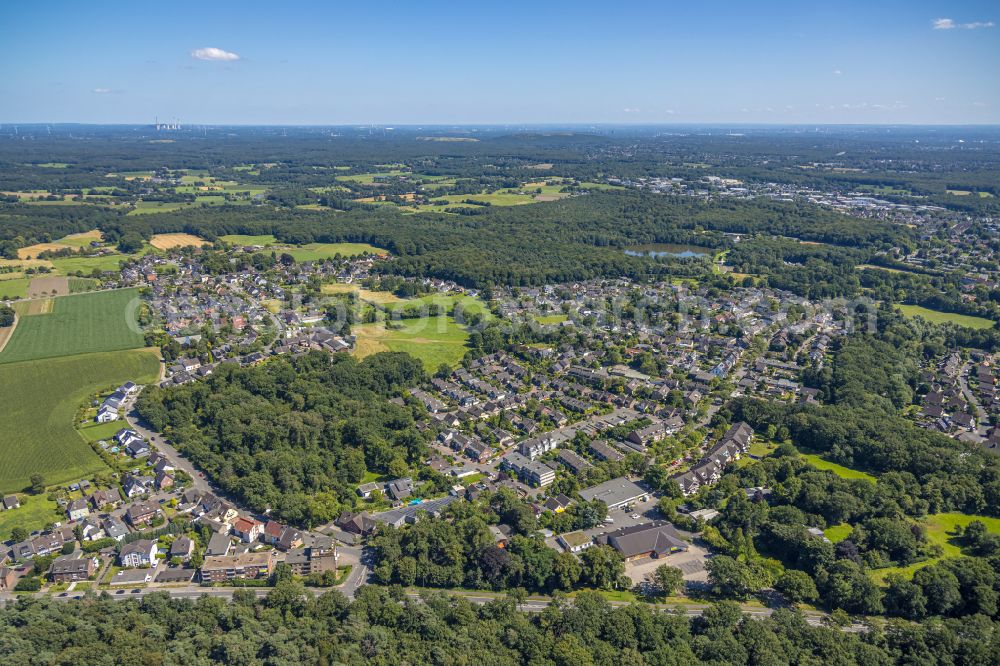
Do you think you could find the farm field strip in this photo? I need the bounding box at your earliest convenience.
[0,348,161,494]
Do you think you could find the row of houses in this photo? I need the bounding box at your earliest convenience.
[674,422,754,496]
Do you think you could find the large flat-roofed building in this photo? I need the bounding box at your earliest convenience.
[597,521,689,561]
[501,452,556,487]
[578,477,647,510]
[200,551,275,583]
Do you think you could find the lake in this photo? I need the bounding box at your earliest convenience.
[624,243,713,258]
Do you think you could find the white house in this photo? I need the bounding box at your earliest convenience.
[96,405,120,423]
[119,539,157,568]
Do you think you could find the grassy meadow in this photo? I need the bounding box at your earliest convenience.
[801,453,876,482]
[283,242,387,261]
[352,317,471,371]
[221,234,279,245]
[895,304,995,330]
[0,348,161,494]
[872,513,1000,584]
[348,293,489,370]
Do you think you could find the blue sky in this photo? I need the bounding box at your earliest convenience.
[1,0,997,124]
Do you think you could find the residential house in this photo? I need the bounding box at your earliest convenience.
[232,517,264,543]
[124,500,162,527]
[120,540,157,568]
[102,516,129,541]
[89,488,122,511]
[335,511,377,538]
[49,556,96,583]
[386,478,413,502]
[66,498,90,521]
[169,536,194,561]
[123,475,153,498]
[0,567,16,590]
[96,405,119,423]
[206,531,232,557]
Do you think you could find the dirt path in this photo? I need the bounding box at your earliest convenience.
[0,313,17,354]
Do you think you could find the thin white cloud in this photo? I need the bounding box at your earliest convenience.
[191,47,240,61]
[622,107,640,113]
[932,17,994,30]
[832,69,842,76]
[92,88,112,94]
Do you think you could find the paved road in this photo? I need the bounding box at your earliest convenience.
[123,389,213,495]
[3,585,864,630]
[957,361,991,437]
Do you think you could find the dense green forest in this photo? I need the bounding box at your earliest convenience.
[2,586,998,665]
[135,352,429,527]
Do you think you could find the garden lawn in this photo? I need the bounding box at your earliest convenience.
[0,289,145,363]
[0,493,61,541]
[0,348,161,494]
[895,305,995,330]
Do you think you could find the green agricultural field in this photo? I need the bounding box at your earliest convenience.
[283,242,387,261]
[128,201,192,215]
[353,316,471,371]
[68,277,100,293]
[0,277,30,299]
[895,304,995,330]
[872,513,1000,583]
[0,289,145,363]
[0,493,61,541]
[336,170,409,184]
[50,253,128,275]
[220,234,279,246]
[534,313,568,324]
[0,348,161,494]
[801,453,876,482]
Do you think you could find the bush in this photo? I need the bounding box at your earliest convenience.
[15,576,41,592]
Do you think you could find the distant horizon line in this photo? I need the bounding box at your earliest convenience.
[2,121,1000,129]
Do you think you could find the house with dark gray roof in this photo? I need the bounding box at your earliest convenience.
[597,521,689,561]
